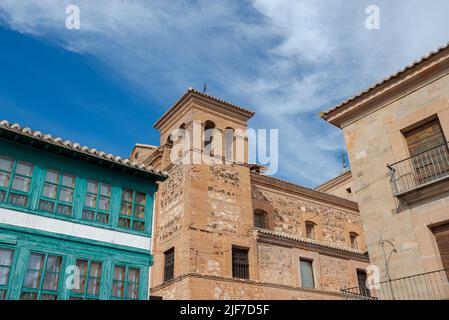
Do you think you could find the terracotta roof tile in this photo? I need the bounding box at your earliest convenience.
[154,87,255,129]
[321,42,449,119]
[0,120,168,178]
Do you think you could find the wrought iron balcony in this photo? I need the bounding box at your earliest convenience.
[388,142,449,196]
[341,269,449,300]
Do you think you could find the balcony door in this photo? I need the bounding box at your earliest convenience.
[432,223,449,280]
[404,119,449,185]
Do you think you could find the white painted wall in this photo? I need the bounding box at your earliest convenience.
[0,207,151,250]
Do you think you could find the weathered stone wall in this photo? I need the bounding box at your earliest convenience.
[151,163,188,287]
[152,274,344,300]
[157,164,185,242]
[186,164,257,279]
[258,243,294,286]
[251,181,365,251]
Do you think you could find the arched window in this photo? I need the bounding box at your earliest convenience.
[224,127,234,162]
[176,123,187,158]
[166,135,173,148]
[350,232,359,249]
[253,209,267,229]
[305,221,316,239]
[204,121,216,155]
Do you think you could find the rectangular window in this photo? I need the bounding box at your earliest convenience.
[0,248,15,300]
[232,247,249,279]
[164,248,175,282]
[21,252,63,300]
[70,259,102,300]
[306,222,316,239]
[38,169,76,217]
[82,180,111,224]
[111,265,140,300]
[119,189,146,232]
[405,119,447,156]
[300,258,315,289]
[254,211,266,229]
[357,269,370,297]
[0,156,34,208]
[404,119,449,183]
[350,233,359,250]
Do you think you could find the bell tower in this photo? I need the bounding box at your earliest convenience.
[145,88,257,299]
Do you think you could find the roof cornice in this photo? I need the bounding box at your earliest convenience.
[257,229,369,262]
[0,120,167,181]
[153,88,255,130]
[321,42,449,128]
[315,170,352,192]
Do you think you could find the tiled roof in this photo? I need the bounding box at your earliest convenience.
[315,170,352,191]
[251,172,358,210]
[154,87,255,129]
[257,228,366,256]
[321,42,449,119]
[0,120,168,178]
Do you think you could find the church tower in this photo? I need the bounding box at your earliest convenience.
[132,88,258,299]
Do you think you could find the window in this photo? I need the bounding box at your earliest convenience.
[253,210,266,229]
[204,121,216,156]
[38,169,76,217]
[350,232,359,250]
[225,127,234,162]
[70,259,102,300]
[111,265,140,300]
[0,248,15,300]
[119,189,147,231]
[232,247,249,279]
[164,248,175,282]
[21,252,63,300]
[305,221,316,239]
[405,119,447,156]
[300,258,315,289]
[82,180,111,224]
[404,118,449,182]
[0,156,34,207]
[357,269,370,297]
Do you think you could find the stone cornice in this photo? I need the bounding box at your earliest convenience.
[256,229,369,262]
[321,42,449,128]
[251,173,359,212]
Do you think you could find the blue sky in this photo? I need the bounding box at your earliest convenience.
[1,0,449,187]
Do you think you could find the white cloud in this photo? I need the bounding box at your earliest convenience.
[1,0,449,186]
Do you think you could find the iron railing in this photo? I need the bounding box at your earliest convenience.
[388,142,449,195]
[341,269,449,300]
[232,263,249,280]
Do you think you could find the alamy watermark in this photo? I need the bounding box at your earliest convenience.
[65,5,80,30]
[365,5,380,30]
[167,121,279,175]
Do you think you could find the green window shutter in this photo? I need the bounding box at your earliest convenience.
[300,259,315,289]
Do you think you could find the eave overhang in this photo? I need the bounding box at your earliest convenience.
[0,120,168,182]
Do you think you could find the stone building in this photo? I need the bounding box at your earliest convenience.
[316,170,355,202]
[131,88,369,300]
[0,120,166,300]
[322,43,449,299]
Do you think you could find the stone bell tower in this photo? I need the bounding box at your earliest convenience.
[131,88,257,299]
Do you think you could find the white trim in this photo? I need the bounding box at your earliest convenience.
[0,207,151,250]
